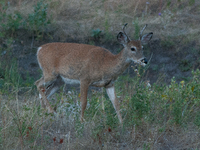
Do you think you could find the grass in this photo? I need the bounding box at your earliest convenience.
[0,69,200,149]
[1,0,199,42]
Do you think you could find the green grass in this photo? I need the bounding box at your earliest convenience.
[0,69,199,149]
[0,0,51,41]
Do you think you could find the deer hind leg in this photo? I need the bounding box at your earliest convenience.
[80,81,89,122]
[35,75,57,113]
[46,76,64,99]
[35,76,46,108]
[106,85,123,124]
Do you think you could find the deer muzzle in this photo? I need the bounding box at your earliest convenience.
[141,58,148,64]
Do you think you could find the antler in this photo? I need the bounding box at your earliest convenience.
[122,23,128,33]
[140,24,147,39]
[122,23,131,41]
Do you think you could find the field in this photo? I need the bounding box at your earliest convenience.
[0,0,200,149]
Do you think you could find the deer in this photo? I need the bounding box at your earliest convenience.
[34,23,153,124]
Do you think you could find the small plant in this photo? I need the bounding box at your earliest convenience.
[189,0,195,5]
[179,59,192,72]
[161,36,175,49]
[133,18,140,39]
[152,64,159,71]
[91,28,102,40]
[6,12,23,36]
[0,2,24,38]
[0,39,21,92]
[103,13,114,41]
[0,1,8,39]
[26,0,51,40]
[1,59,22,93]
[124,81,151,126]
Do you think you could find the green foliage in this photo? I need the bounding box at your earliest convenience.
[23,72,35,88]
[114,69,200,127]
[118,76,151,126]
[143,143,151,150]
[131,85,150,121]
[4,60,22,88]
[189,0,195,6]
[0,2,8,38]
[6,12,23,35]
[194,112,200,127]
[104,13,109,34]
[0,57,34,94]
[0,2,24,38]
[102,13,115,41]
[133,19,140,39]
[166,0,195,7]
[167,0,171,7]
[161,37,175,49]
[0,0,51,40]
[0,39,25,93]
[91,28,102,40]
[26,0,51,40]
[152,64,159,71]
[179,59,192,72]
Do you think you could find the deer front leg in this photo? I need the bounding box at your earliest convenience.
[106,85,123,124]
[80,81,89,122]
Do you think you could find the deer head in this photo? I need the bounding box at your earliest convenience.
[117,23,153,66]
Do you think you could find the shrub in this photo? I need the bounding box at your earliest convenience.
[26,0,51,40]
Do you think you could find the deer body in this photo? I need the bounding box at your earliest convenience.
[35,24,153,123]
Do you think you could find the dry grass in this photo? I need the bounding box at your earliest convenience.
[1,90,200,149]
[2,0,200,42]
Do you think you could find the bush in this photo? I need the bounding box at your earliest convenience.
[26,0,51,40]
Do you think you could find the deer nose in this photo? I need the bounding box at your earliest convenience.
[141,58,148,64]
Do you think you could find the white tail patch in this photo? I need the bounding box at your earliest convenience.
[37,47,42,54]
[37,47,43,70]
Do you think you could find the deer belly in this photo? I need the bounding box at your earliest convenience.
[91,80,112,87]
[61,76,80,84]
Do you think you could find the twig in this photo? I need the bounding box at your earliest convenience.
[5,105,24,149]
[31,34,34,50]
[41,116,44,147]
[68,131,70,150]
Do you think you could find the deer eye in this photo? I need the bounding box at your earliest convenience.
[131,47,136,51]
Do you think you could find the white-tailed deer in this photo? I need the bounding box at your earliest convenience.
[35,23,153,123]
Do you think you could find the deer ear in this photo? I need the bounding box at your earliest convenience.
[141,32,153,45]
[117,32,129,44]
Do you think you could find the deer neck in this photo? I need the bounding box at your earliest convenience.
[112,48,131,77]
